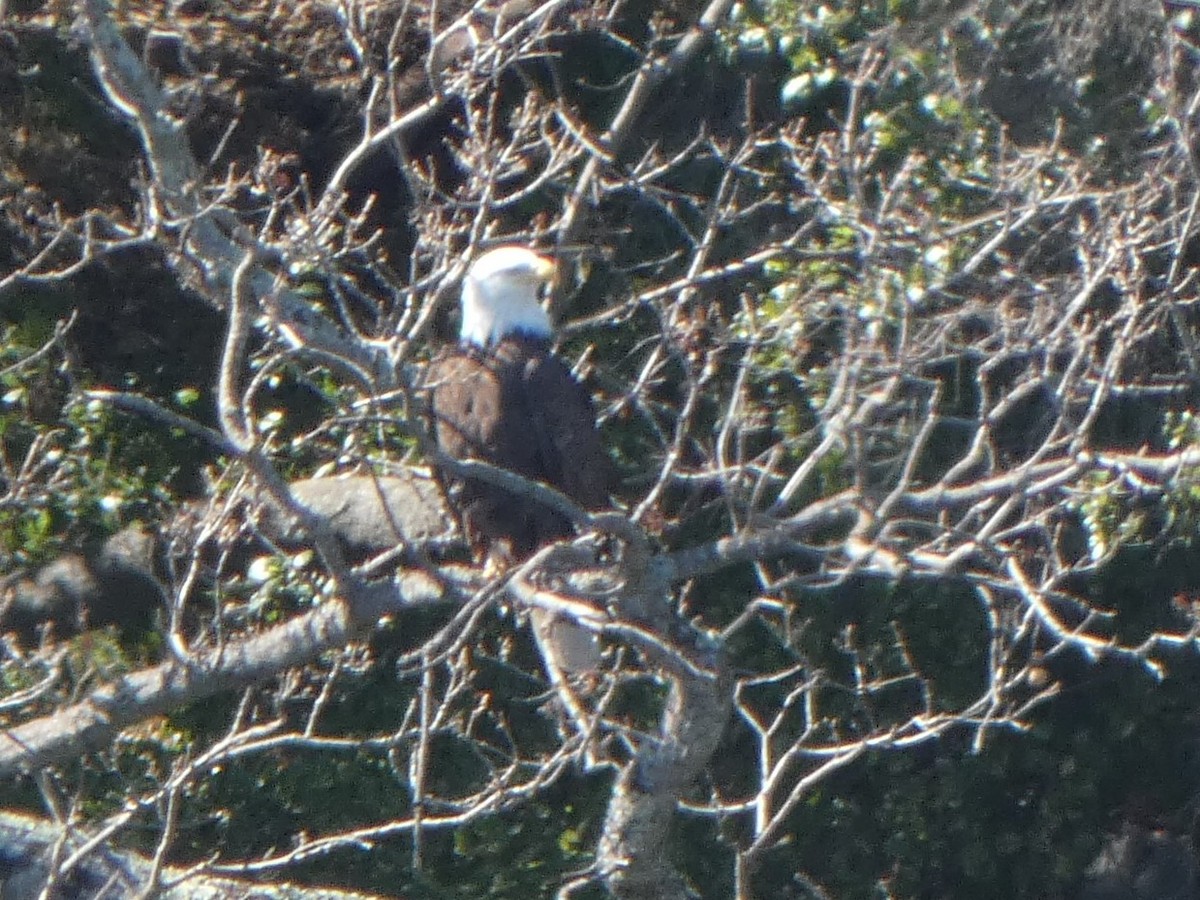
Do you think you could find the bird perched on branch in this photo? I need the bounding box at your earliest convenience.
[426,246,614,671]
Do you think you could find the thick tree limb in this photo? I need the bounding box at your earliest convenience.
[0,571,448,779]
[0,809,390,899]
[77,0,391,384]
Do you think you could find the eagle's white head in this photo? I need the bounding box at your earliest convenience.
[459,246,556,348]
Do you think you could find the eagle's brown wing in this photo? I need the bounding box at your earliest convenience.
[518,350,612,512]
[426,339,612,561]
[427,347,531,560]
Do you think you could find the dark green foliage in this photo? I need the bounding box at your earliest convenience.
[6,1,1200,898]
[729,662,1200,899]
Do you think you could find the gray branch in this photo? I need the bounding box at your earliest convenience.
[77,0,392,385]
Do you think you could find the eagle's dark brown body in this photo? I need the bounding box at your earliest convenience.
[428,335,611,562]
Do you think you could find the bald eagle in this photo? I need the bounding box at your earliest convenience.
[427,246,612,565]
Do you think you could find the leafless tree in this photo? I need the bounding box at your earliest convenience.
[1,0,1199,897]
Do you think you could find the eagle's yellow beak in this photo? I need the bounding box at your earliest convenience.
[532,255,557,284]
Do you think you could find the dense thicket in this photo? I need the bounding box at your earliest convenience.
[2,1,1200,898]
